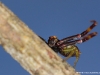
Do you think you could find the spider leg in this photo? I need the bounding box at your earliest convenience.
[73,46,80,68]
[81,32,97,43]
[58,31,97,48]
[57,34,81,46]
[57,20,97,46]
[80,20,97,37]
[59,40,82,49]
[62,32,97,45]
[73,57,79,68]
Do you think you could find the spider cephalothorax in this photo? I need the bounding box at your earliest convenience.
[40,20,97,68]
[48,36,59,47]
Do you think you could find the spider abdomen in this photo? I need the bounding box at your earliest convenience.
[59,45,80,57]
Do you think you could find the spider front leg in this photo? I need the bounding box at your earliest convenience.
[80,20,97,37]
[57,34,81,46]
[59,40,82,49]
[57,20,97,46]
[81,32,97,43]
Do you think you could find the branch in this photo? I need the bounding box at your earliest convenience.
[0,2,80,75]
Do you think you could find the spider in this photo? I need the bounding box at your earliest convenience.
[39,20,97,68]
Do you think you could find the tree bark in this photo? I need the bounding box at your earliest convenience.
[0,2,80,75]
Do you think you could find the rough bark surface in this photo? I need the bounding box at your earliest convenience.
[0,2,80,75]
